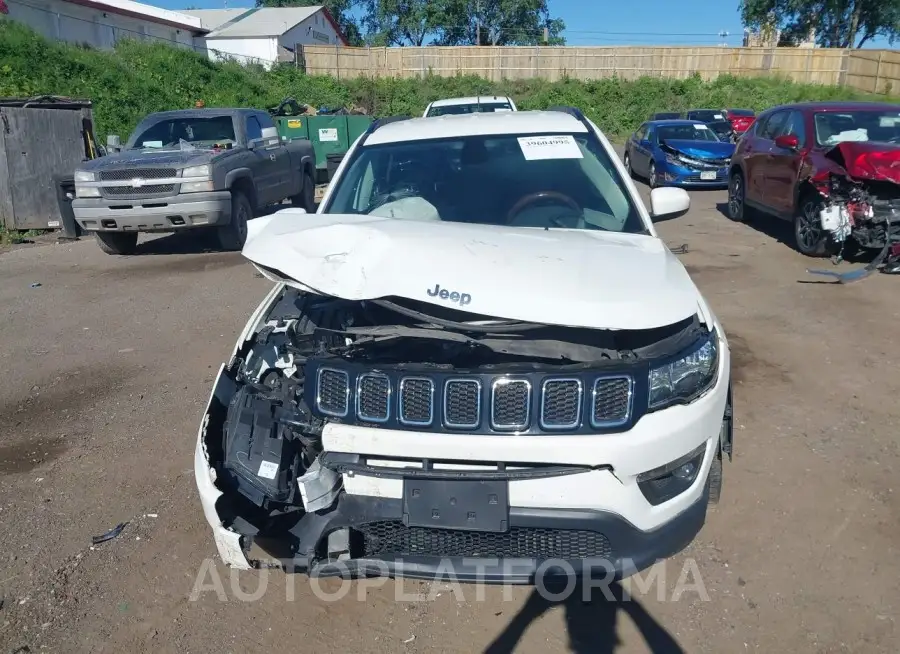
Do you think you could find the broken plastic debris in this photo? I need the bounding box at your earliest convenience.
[145,513,158,518]
[669,243,689,254]
[30,283,41,288]
[297,459,342,512]
[91,522,128,545]
[403,636,416,644]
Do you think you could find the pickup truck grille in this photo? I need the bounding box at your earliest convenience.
[99,168,178,198]
[311,363,635,435]
[99,168,176,181]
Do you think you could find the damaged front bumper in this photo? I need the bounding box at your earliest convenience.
[195,353,730,583]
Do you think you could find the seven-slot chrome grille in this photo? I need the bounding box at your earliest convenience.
[309,364,635,434]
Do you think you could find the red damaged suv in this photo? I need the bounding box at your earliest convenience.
[725,109,755,135]
[727,101,900,260]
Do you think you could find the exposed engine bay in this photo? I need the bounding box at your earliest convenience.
[201,285,712,561]
[808,141,900,282]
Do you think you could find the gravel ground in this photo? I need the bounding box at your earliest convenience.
[1,167,898,653]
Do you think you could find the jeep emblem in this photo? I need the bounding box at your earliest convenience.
[426,283,471,307]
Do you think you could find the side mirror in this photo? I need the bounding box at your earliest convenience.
[261,126,279,140]
[649,187,690,219]
[774,134,799,150]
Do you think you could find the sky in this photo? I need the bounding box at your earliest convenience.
[151,0,891,48]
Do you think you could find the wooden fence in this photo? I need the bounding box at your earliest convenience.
[297,45,900,94]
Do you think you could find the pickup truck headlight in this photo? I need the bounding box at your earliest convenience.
[74,170,100,197]
[180,165,213,193]
[648,332,718,410]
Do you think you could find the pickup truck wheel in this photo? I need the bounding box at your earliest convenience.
[95,231,138,255]
[218,191,251,251]
[794,195,829,257]
[292,171,316,212]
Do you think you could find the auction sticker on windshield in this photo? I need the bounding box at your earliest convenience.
[518,135,584,160]
[693,124,709,130]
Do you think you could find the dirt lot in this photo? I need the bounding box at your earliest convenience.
[1,172,899,653]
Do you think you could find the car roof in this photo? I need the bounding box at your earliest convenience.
[765,101,900,113]
[365,111,587,145]
[428,96,513,108]
[645,119,706,126]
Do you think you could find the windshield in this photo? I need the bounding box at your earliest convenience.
[427,102,513,117]
[129,116,236,149]
[324,132,645,234]
[814,110,900,146]
[728,109,754,117]
[657,124,720,142]
[689,110,725,122]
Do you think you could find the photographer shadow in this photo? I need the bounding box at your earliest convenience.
[484,580,684,654]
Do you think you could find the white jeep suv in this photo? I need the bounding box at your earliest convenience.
[195,107,733,583]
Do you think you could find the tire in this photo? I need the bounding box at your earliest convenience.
[291,170,316,212]
[623,152,634,179]
[727,171,749,222]
[218,190,252,251]
[95,231,138,255]
[648,162,658,189]
[707,455,723,505]
[793,194,829,257]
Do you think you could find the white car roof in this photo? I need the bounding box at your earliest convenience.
[365,111,588,145]
[429,96,513,108]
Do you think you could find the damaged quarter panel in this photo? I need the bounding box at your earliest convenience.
[196,110,732,581]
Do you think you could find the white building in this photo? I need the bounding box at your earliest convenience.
[190,6,347,70]
[3,0,205,51]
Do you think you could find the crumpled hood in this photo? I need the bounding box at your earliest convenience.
[242,211,702,331]
[824,141,900,184]
[79,148,219,171]
[661,139,735,160]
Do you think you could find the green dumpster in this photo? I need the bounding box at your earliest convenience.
[273,115,309,142]
[307,115,349,182]
[347,115,372,146]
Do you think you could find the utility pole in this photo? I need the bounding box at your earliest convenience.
[475,0,481,45]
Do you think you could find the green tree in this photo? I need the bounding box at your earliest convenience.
[433,0,565,45]
[362,0,439,46]
[255,0,364,45]
[740,0,900,48]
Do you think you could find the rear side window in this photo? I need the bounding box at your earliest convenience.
[246,116,263,141]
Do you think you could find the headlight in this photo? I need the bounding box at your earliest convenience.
[181,165,213,193]
[182,164,211,178]
[74,170,100,198]
[664,153,680,166]
[648,332,718,410]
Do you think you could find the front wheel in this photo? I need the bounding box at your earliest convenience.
[623,152,634,179]
[794,195,829,257]
[218,190,252,251]
[95,231,138,255]
[291,171,316,212]
[648,162,658,189]
[727,172,748,222]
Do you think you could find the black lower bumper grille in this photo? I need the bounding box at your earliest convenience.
[358,521,613,559]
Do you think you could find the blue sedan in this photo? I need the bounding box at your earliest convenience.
[623,120,735,189]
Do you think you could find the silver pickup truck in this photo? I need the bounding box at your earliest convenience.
[73,108,316,255]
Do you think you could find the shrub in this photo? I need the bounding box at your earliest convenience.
[0,19,892,140]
